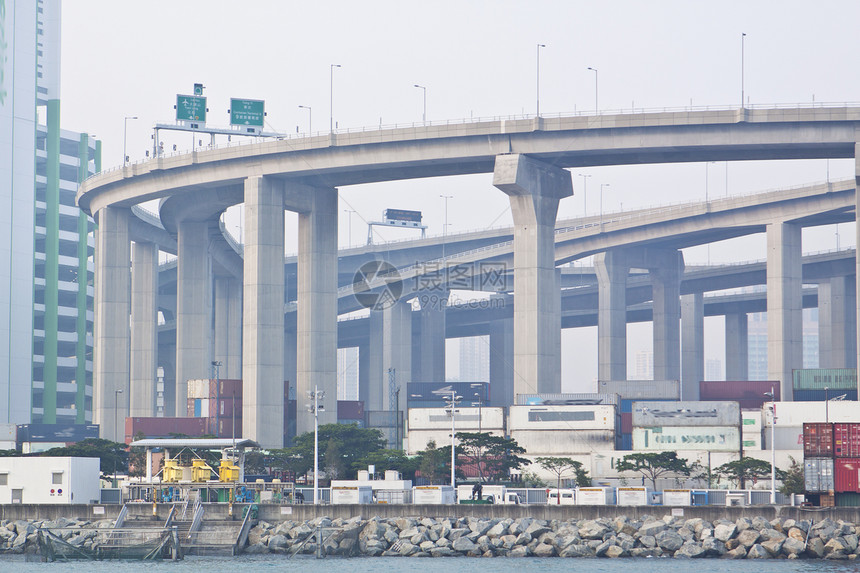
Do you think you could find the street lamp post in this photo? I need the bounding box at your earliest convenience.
[442,391,461,490]
[741,33,747,107]
[600,183,610,230]
[307,386,325,504]
[413,84,427,124]
[536,43,546,117]
[765,386,776,504]
[343,209,355,248]
[330,64,342,133]
[298,105,312,135]
[440,194,453,263]
[123,116,138,166]
[578,173,592,216]
[587,67,598,112]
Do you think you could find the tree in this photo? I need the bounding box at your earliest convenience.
[42,438,129,475]
[127,432,147,477]
[356,449,420,481]
[536,457,591,496]
[324,437,345,479]
[519,470,547,488]
[455,432,528,482]
[416,440,448,484]
[780,456,804,496]
[286,423,387,478]
[714,457,783,489]
[614,452,696,490]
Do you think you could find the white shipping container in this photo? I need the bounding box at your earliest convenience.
[663,489,692,506]
[407,429,505,455]
[632,401,740,427]
[616,486,651,506]
[511,430,616,455]
[742,410,762,433]
[764,426,803,451]
[766,402,860,427]
[509,405,617,431]
[0,441,16,451]
[576,487,616,505]
[632,426,740,452]
[407,407,505,431]
[742,432,763,450]
[330,486,373,504]
[413,485,455,505]
[0,423,16,442]
[187,379,210,399]
[598,380,680,400]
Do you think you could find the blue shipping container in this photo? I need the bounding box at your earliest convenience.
[620,433,633,450]
[793,389,858,402]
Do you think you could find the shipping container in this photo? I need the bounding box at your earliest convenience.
[0,424,16,443]
[836,492,860,506]
[209,379,242,399]
[632,426,740,452]
[793,389,858,402]
[413,485,455,505]
[620,433,633,450]
[509,405,617,431]
[764,426,803,450]
[835,423,860,458]
[835,459,860,493]
[517,393,619,406]
[0,441,16,451]
[408,407,505,431]
[742,433,763,450]
[207,418,243,439]
[632,401,740,428]
[407,382,490,404]
[805,457,835,493]
[576,487,616,505]
[699,381,780,409]
[330,486,373,504]
[125,417,208,442]
[17,424,99,443]
[598,380,680,400]
[793,368,857,391]
[621,412,633,434]
[338,400,365,421]
[742,410,762,433]
[663,489,692,506]
[187,379,210,399]
[510,430,616,455]
[620,398,675,414]
[803,422,834,457]
[767,402,860,427]
[407,429,506,455]
[616,486,651,506]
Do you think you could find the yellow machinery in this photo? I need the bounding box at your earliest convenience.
[162,459,182,483]
[192,459,213,482]
[218,459,240,482]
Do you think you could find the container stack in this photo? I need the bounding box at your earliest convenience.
[508,404,617,454]
[803,422,835,506]
[793,369,857,401]
[699,380,780,409]
[741,410,763,450]
[597,381,680,450]
[834,423,860,506]
[631,401,741,452]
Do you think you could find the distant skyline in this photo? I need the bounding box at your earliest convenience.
[59,1,860,389]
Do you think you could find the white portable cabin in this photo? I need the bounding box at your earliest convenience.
[575,487,616,505]
[0,457,100,504]
[662,489,692,506]
[616,486,651,506]
[413,485,455,505]
[330,485,373,504]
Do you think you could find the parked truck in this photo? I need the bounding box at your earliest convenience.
[457,484,522,504]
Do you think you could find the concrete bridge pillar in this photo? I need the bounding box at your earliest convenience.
[365,310,385,412]
[287,184,338,435]
[130,241,158,417]
[489,303,514,407]
[214,276,243,380]
[681,293,704,400]
[412,290,447,383]
[175,219,212,417]
[94,206,131,442]
[382,299,412,414]
[492,154,571,396]
[725,312,749,380]
[767,221,802,402]
[595,250,629,382]
[856,138,860,374]
[649,250,684,382]
[819,275,857,368]
[242,176,285,447]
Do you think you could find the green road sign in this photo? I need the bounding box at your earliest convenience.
[176,94,207,122]
[230,98,265,127]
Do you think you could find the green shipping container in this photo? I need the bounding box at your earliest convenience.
[793,369,857,391]
[836,492,860,507]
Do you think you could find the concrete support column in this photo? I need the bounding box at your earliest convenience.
[242,176,285,447]
[289,184,338,435]
[492,154,571,396]
[595,250,629,382]
[489,305,514,407]
[94,206,130,442]
[651,251,684,382]
[680,293,704,400]
[130,241,158,417]
[358,341,370,408]
[175,219,212,417]
[819,275,857,368]
[382,299,412,414]
[413,290,447,383]
[365,310,385,411]
[725,313,749,380]
[214,277,243,379]
[767,221,802,402]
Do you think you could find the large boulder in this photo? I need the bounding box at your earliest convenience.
[737,528,761,548]
[701,537,727,556]
[639,520,668,538]
[578,520,610,540]
[533,542,556,557]
[451,537,477,553]
[782,537,806,556]
[806,537,826,558]
[656,530,684,552]
[746,543,771,559]
[674,542,706,558]
[559,543,591,558]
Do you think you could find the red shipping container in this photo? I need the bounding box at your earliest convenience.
[213,396,242,418]
[835,459,860,493]
[209,379,242,399]
[699,381,780,409]
[125,416,208,443]
[338,400,365,421]
[621,412,633,434]
[804,422,834,457]
[834,423,860,458]
[207,418,243,439]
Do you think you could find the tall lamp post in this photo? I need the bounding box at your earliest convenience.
[307,386,325,504]
[440,194,453,262]
[587,67,598,112]
[600,183,610,230]
[741,33,747,107]
[123,116,138,166]
[536,43,546,117]
[413,84,427,124]
[578,173,592,216]
[343,209,356,248]
[764,386,776,504]
[330,64,342,133]
[441,391,462,490]
[298,105,312,135]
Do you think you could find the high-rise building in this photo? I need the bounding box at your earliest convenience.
[337,347,359,401]
[1,0,98,425]
[631,350,653,380]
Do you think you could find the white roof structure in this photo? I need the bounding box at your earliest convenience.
[129,438,259,449]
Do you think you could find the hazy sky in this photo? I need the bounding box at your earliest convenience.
[59,1,860,389]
